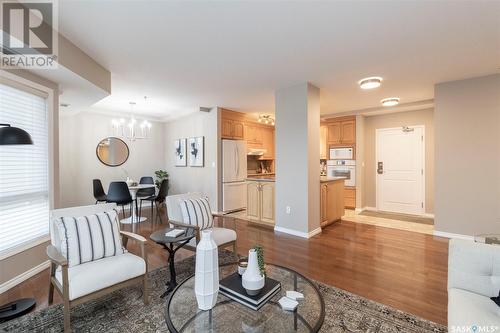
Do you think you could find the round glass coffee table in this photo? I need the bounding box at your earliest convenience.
[165,263,325,332]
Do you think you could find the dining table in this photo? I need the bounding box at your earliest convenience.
[120,183,156,224]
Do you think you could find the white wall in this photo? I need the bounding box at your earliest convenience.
[434,74,500,235]
[275,82,320,236]
[59,112,166,207]
[163,109,219,209]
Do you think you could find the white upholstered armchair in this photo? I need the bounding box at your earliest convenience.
[47,203,148,332]
[448,239,500,331]
[165,193,237,253]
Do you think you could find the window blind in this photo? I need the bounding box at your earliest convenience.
[0,82,49,253]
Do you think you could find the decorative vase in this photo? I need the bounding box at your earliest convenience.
[195,230,219,310]
[242,249,265,296]
[126,177,134,186]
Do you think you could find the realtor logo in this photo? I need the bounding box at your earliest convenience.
[0,0,58,69]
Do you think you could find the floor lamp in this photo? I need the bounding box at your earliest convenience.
[0,123,36,321]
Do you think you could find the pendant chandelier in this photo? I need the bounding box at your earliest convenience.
[257,114,275,126]
[111,100,152,141]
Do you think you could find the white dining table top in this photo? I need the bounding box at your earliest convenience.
[128,184,155,190]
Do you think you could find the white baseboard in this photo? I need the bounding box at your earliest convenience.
[308,227,322,238]
[422,213,435,219]
[354,208,363,214]
[0,260,50,294]
[274,226,322,238]
[433,230,474,240]
[363,206,378,212]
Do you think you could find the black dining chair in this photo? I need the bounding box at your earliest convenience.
[93,179,107,204]
[106,181,133,217]
[140,179,169,223]
[137,176,155,217]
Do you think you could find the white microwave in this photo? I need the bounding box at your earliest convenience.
[329,147,353,160]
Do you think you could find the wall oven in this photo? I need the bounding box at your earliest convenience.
[327,160,356,187]
[330,147,354,160]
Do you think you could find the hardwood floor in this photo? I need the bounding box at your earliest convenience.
[0,211,449,326]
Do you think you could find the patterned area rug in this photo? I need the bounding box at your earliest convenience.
[0,251,446,332]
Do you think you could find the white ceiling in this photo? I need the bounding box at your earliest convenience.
[58,1,500,120]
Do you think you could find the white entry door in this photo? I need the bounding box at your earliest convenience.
[376,126,424,215]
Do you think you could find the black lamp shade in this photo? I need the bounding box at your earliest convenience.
[0,124,33,145]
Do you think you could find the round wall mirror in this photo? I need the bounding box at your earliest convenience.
[96,137,129,167]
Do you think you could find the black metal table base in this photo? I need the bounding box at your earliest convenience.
[160,239,191,298]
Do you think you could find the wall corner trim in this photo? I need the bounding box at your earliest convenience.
[274,226,322,238]
[433,230,474,240]
[0,260,50,294]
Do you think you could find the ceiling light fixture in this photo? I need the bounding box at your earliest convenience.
[257,114,275,126]
[358,77,382,90]
[111,101,152,141]
[381,97,400,107]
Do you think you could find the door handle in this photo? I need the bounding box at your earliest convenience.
[236,145,239,176]
[377,161,383,174]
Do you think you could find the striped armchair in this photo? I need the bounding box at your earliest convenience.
[165,193,237,253]
[47,204,148,332]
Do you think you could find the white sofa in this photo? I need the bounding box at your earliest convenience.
[448,239,500,331]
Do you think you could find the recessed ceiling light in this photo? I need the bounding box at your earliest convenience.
[381,97,400,107]
[358,77,382,90]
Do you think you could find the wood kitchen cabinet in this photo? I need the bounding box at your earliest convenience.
[320,179,344,227]
[261,127,275,159]
[245,124,263,145]
[246,180,275,225]
[246,181,261,221]
[221,118,245,140]
[260,182,275,223]
[221,109,245,140]
[320,125,328,159]
[327,122,341,145]
[340,120,355,145]
[326,117,356,146]
[344,187,356,208]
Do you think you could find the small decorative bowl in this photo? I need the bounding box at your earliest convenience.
[238,259,248,276]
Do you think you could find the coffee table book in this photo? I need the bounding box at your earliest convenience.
[219,272,281,310]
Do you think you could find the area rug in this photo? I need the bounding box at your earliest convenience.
[359,211,434,225]
[0,252,446,332]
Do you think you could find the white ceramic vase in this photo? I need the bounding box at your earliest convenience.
[195,230,219,310]
[242,249,265,296]
[126,177,134,186]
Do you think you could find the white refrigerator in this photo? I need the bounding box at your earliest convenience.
[222,139,247,212]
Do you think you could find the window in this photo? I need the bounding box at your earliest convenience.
[0,82,49,254]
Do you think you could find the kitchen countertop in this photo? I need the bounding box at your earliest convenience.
[246,175,345,182]
[246,175,275,182]
[320,176,347,183]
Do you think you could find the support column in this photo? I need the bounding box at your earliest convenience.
[274,82,321,238]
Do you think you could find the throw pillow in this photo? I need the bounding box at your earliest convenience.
[180,197,213,230]
[53,209,126,267]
